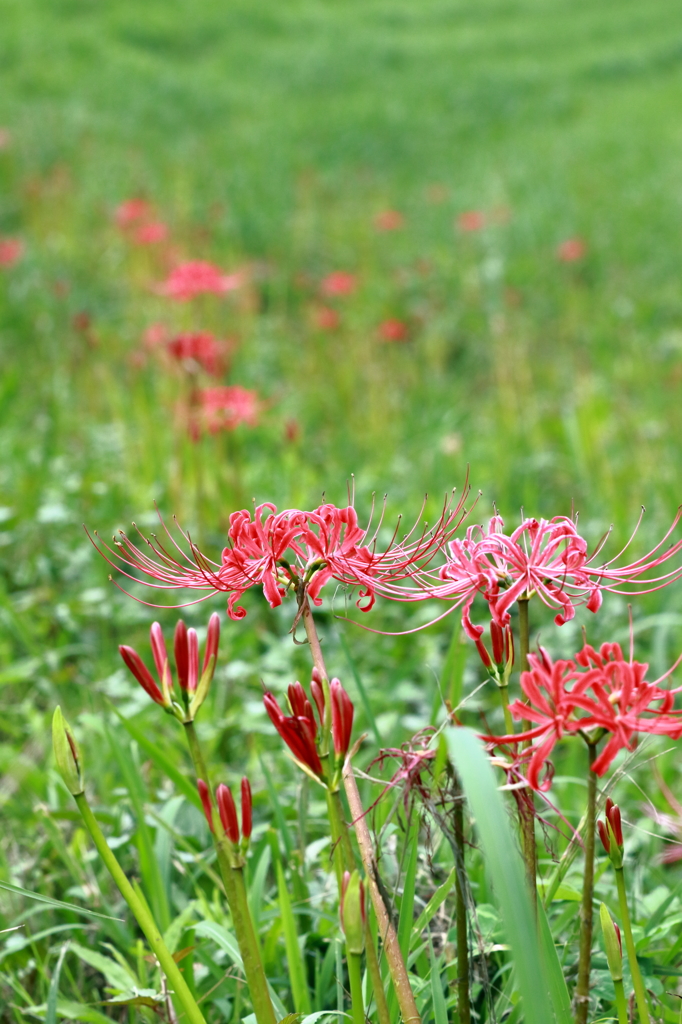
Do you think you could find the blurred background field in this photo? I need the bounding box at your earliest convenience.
[4,0,682,1019]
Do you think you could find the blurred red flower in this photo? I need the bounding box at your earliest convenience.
[159,261,246,301]
[378,318,408,342]
[166,331,229,376]
[196,385,259,434]
[374,209,404,231]
[320,271,357,297]
[557,237,586,262]
[313,305,340,330]
[143,322,168,348]
[0,238,23,267]
[457,210,486,232]
[115,198,153,228]
[133,221,169,245]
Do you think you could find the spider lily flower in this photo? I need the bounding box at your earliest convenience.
[119,614,220,720]
[157,260,246,301]
[330,678,354,759]
[340,870,366,955]
[598,798,624,867]
[486,643,682,790]
[263,687,324,779]
[429,510,682,640]
[87,487,469,622]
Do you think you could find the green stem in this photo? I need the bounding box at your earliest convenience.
[301,602,422,1024]
[453,785,471,1024]
[183,722,278,1024]
[516,596,537,906]
[364,917,391,1024]
[613,978,628,1024]
[74,793,207,1024]
[574,751,598,1024]
[615,867,651,1024]
[347,950,366,1024]
[327,788,355,884]
[498,683,514,736]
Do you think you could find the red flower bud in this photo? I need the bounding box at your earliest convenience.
[606,799,623,847]
[216,783,240,844]
[241,777,252,840]
[614,922,622,957]
[174,620,190,691]
[197,779,214,833]
[264,691,324,776]
[474,637,492,670]
[490,622,504,665]
[119,645,165,705]
[150,622,170,683]
[597,819,610,854]
[187,627,199,692]
[330,678,354,758]
[203,612,221,674]
[310,673,325,725]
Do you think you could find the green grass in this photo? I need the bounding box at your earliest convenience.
[3,0,682,1020]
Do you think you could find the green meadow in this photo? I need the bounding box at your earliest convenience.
[3,0,682,1020]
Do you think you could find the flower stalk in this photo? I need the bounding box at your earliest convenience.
[574,743,598,1024]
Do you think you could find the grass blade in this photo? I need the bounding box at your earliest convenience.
[537,899,573,1024]
[46,941,70,1024]
[338,632,382,745]
[397,813,420,961]
[276,859,311,1014]
[428,939,448,1024]
[0,880,122,922]
[111,706,202,810]
[446,727,556,1024]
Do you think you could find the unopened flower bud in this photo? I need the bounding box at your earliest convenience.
[600,799,624,868]
[474,637,492,670]
[310,673,326,725]
[187,628,199,692]
[331,679,354,759]
[203,613,221,675]
[188,613,221,720]
[216,783,240,844]
[174,620,190,691]
[197,779,214,833]
[119,645,166,706]
[599,903,623,982]
[52,706,84,796]
[340,870,366,955]
[241,777,252,842]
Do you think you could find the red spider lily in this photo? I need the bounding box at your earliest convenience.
[143,322,168,348]
[368,730,437,809]
[313,305,340,330]
[330,678,354,758]
[263,688,323,777]
[115,198,153,228]
[377,318,408,343]
[374,210,404,231]
[0,238,23,267]
[158,260,245,301]
[486,644,682,789]
[190,385,260,438]
[88,486,469,621]
[557,237,586,262]
[320,271,356,297]
[429,511,682,640]
[457,210,485,232]
[133,221,169,245]
[166,332,230,377]
[119,614,220,715]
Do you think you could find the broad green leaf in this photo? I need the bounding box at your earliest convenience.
[46,941,70,1024]
[276,859,311,1014]
[0,880,122,922]
[447,728,556,1024]
[23,1000,113,1024]
[69,940,137,992]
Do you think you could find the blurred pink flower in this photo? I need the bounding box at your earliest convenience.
[0,238,23,267]
[115,198,153,228]
[378,318,408,342]
[457,210,486,232]
[133,221,169,245]
[374,209,404,231]
[197,385,259,434]
[166,331,229,376]
[158,261,246,301]
[143,322,169,348]
[557,237,586,262]
[313,305,340,330]
[320,271,357,297]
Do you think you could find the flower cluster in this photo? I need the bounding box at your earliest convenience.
[90,490,468,621]
[119,613,220,721]
[487,643,682,789]
[197,777,252,864]
[428,512,682,641]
